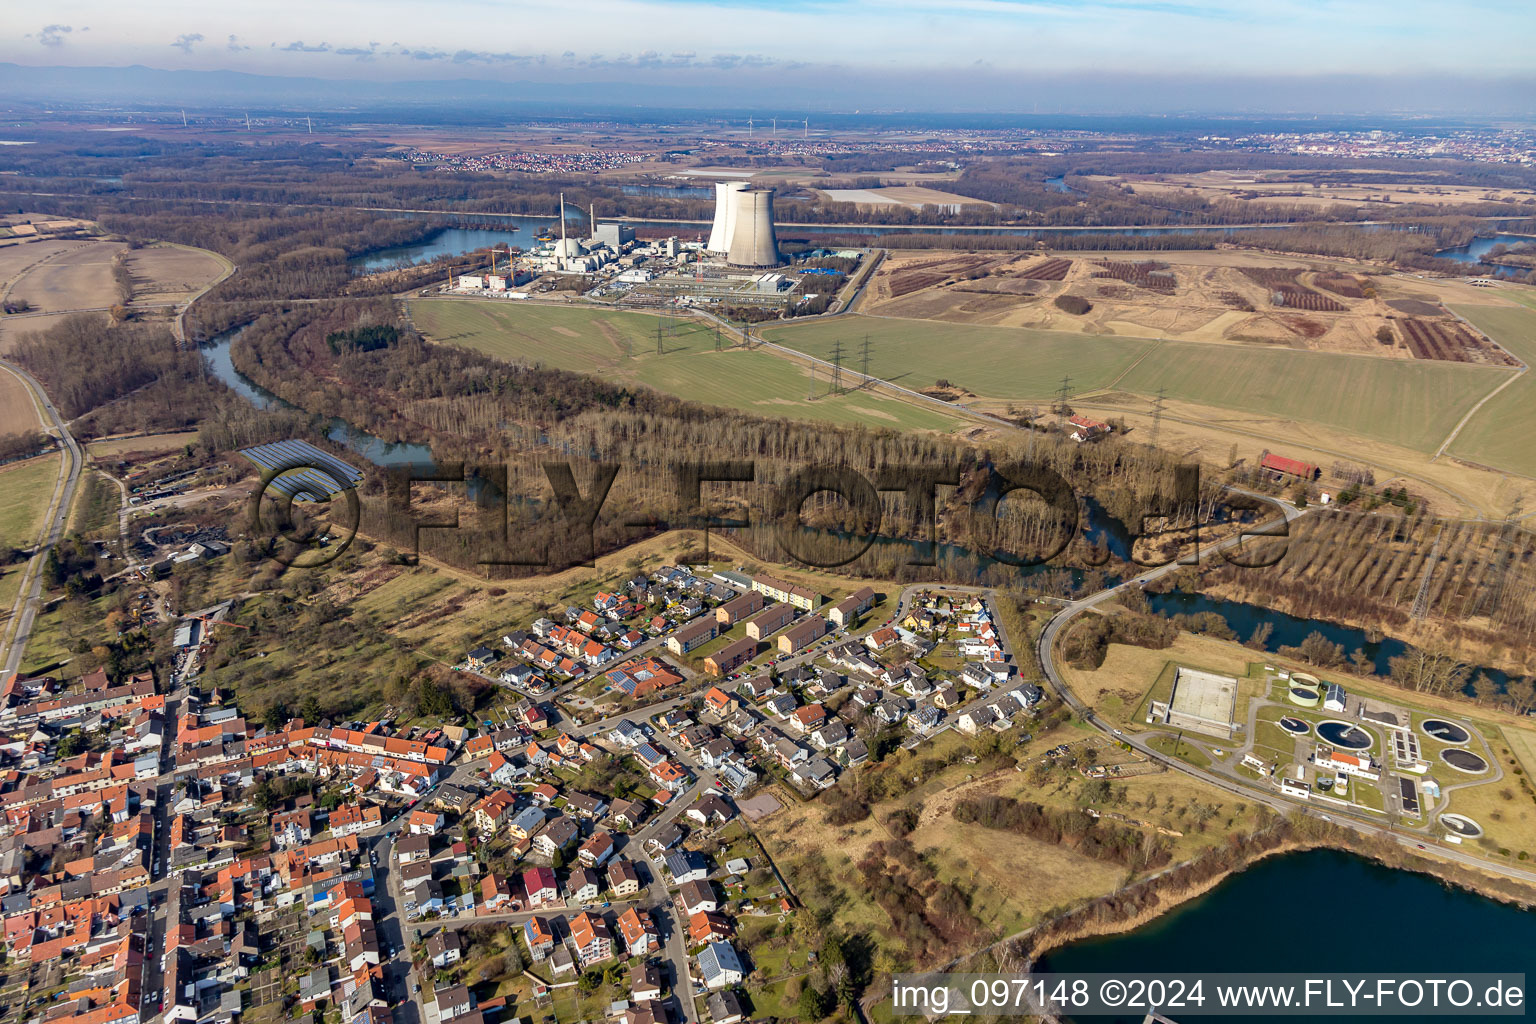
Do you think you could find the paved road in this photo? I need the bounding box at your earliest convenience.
[0,359,83,683]
[1033,496,1536,889]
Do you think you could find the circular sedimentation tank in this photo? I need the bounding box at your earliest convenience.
[1288,686,1322,708]
[1439,813,1483,838]
[1421,719,1470,744]
[1440,748,1488,773]
[1278,716,1311,735]
[1316,720,1373,750]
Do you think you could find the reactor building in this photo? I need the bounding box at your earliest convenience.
[708,182,780,267]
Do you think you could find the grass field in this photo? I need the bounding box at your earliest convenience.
[1444,303,1536,476]
[0,453,62,630]
[769,314,1509,453]
[409,298,962,432]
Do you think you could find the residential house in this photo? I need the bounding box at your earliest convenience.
[569,910,614,966]
[616,906,659,957]
[607,858,642,897]
[697,941,745,989]
[666,619,718,656]
[827,586,876,628]
[522,867,559,909]
[750,576,820,611]
[677,879,718,916]
[778,616,827,655]
[715,591,763,626]
[689,911,735,945]
[567,867,603,904]
[665,851,708,884]
[533,816,580,858]
[523,915,556,960]
[704,637,758,677]
[578,830,615,868]
[427,930,461,968]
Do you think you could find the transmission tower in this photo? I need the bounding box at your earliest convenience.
[656,317,664,356]
[807,362,817,400]
[1151,386,1167,446]
[1410,524,1445,622]
[714,319,722,352]
[859,334,871,387]
[829,339,845,394]
[1055,375,1072,429]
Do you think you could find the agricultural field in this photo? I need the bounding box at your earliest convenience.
[1077,171,1536,211]
[769,311,1507,452]
[1444,301,1536,477]
[121,244,230,304]
[5,240,125,314]
[0,365,43,435]
[410,298,962,432]
[853,248,1513,364]
[818,185,995,209]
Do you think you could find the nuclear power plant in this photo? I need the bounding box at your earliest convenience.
[708,181,749,254]
[442,175,857,315]
[722,187,782,268]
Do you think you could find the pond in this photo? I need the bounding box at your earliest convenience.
[1141,590,1510,695]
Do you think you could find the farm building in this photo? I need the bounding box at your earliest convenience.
[1260,452,1319,481]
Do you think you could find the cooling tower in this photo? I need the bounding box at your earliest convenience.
[725,188,781,268]
[708,181,749,253]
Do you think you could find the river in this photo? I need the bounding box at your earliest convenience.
[349,216,1536,271]
[1036,848,1536,1023]
[202,329,433,467]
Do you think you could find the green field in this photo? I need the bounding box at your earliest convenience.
[0,454,58,549]
[1444,303,1536,476]
[769,313,1511,453]
[410,299,962,432]
[765,315,1152,398]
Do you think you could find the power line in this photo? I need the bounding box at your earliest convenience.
[1151,385,1167,446]
[829,339,845,394]
[859,334,871,387]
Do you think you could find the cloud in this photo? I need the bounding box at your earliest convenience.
[171,33,203,54]
[227,34,248,52]
[280,40,331,53]
[37,24,71,47]
[335,44,379,60]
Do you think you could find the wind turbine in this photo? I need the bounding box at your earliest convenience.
[771,117,777,136]
[244,112,251,131]
[747,117,753,139]
[180,109,187,127]
[803,118,809,139]
[306,116,313,134]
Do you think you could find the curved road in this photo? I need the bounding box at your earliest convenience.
[1032,497,1536,888]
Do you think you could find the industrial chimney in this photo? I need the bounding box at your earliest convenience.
[725,188,781,268]
[708,181,749,253]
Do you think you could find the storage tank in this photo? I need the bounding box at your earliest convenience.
[708,181,749,253]
[726,188,781,268]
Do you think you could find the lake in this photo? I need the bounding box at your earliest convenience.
[1433,233,1535,279]
[1036,848,1536,1023]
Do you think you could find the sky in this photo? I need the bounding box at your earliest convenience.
[5,0,1535,112]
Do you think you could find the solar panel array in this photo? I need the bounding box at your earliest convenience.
[239,439,363,502]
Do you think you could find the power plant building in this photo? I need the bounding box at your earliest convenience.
[724,188,781,268]
[594,223,636,249]
[708,181,750,253]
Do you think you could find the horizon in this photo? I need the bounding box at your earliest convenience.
[5,0,1536,116]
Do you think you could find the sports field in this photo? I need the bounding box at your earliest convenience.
[1444,303,1536,476]
[409,298,963,432]
[769,313,1511,453]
